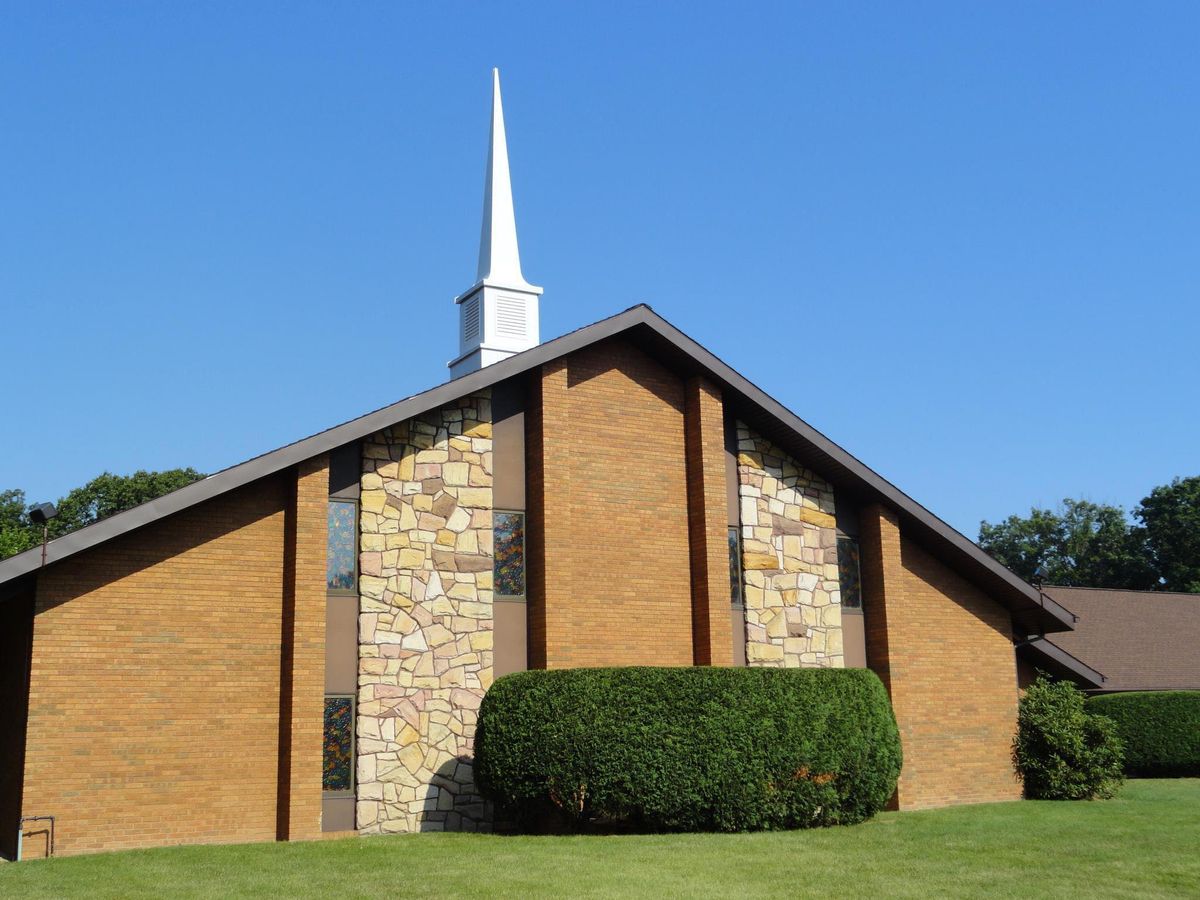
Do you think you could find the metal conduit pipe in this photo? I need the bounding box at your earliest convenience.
[16,814,55,861]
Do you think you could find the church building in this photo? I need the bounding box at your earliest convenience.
[0,71,1079,858]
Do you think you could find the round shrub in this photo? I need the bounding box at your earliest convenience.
[1014,675,1124,800]
[475,666,901,832]
[1086,691,1200,777]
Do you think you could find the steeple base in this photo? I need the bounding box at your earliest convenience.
[448,344,523,380]
[447,281,541,380]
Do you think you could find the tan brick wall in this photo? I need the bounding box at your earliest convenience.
[684,376,733,666]
[528,338,694,668]
[278,455,329,841]
[860,504,1021,809]
[859,504,900,698]
[22,461,331,857]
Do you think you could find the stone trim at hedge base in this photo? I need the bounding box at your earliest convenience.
[736,422,844,669]
[356,392,494,834]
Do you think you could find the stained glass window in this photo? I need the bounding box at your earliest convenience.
[323,696,354,792]
[729,526,743,605]
[838,538,862,609]
[327,500,356,592]
[494,511,526,598]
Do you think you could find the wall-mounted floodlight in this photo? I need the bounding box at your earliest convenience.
[29,502,57,525]
[1031,564,1049,589]
[30,502,58,566]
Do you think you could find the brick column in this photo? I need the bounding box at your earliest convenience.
[857,502,902,808]
[278,454,329,841]
[857,502,1022,810]
[526,359,569,669]
[684,377,733,665]
[859,502,902,697]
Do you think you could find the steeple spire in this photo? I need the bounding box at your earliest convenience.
[449,69,544,379]
[476,69,536,291]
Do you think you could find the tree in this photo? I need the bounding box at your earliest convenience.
[0,489,38,559]
[1136,476,1200,593]
[978,498,1157,590]
[0,469,205,561]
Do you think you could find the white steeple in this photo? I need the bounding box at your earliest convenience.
[449,68,543,379]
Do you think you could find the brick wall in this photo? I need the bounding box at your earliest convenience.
[528,338,694,668]
[859,504,900,699]
[278,455,330,840]
[22,463,329,857]
[860,504,1021,809]
[684,376,733,666]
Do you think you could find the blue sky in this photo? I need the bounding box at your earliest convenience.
[2,2,1197,537]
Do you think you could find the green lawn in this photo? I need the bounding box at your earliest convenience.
[3,780,1197,899]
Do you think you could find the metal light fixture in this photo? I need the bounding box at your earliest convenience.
[1031,564,1049,589]
[29,502,57,567]
[29,502,57,526]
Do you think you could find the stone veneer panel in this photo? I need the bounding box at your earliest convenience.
[357,392,494,834]
[736,422,844,668]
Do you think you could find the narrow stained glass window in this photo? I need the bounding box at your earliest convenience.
[838,538,862,609]
[327,500,356,592]
[729,526,743,605]
[494,511,526,598]
[323,696,354,792]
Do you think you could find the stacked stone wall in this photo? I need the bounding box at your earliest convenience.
[357,392,494,833]
[736,423,843,668]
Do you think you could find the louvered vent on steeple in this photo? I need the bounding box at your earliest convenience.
[462,294,481,343]
[495,295,527,340]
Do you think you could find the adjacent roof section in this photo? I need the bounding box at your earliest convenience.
[1035,587,1200,691]
[0,304,1072,633]
[1017,636,1106,690]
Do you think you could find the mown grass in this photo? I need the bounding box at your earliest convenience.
[2,780,1197,899]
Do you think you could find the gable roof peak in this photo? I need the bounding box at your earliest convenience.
[0,303,1074,637]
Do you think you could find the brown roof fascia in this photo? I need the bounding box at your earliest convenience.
[0,306,652,585]
[617,313,1075,633]
[0,304,1071,633]
[1018,637,1106,689]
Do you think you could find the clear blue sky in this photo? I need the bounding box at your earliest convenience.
[2,2,1197,537]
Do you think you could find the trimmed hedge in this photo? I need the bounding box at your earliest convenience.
[475,666,902,832]
[1086,692,1200,777]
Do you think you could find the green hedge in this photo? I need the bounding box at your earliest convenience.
[1086,692,1200,777]
[475,666,902,832]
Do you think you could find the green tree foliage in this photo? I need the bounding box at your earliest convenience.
[476,666,902,832]
[0,489,38,559]
[978,498,1156,589]
[1014,674,1124,800]
[979,476,1199,591]
[1136,477,1200,593]
[0,469,205,560]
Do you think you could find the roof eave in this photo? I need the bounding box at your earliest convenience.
[0,306,655,585]
[1018,637,1106,689]
[0,304,1072,636]
[629,314,1076,634]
